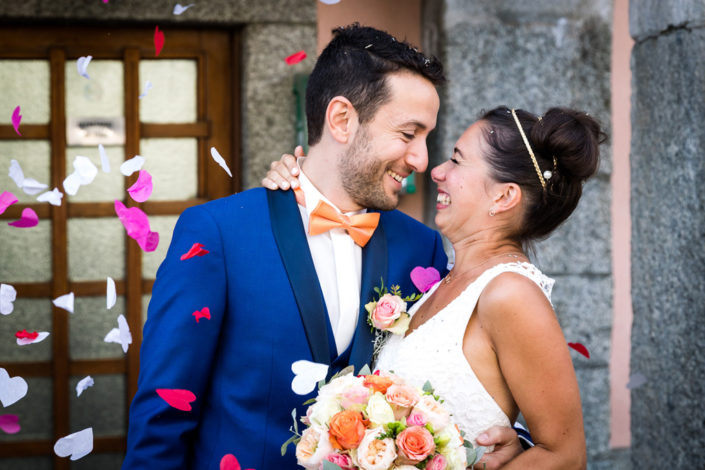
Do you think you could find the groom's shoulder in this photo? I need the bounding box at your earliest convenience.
[183,187,272,222]
[379,209,438,239]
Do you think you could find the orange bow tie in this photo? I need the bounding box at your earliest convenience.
[308,200,380,247]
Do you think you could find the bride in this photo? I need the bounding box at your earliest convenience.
[266,105,604,469]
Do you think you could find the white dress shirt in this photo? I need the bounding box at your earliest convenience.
[296,170,364,355]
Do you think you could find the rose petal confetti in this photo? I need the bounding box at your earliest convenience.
[180,242,209,260]
[0,284,17,315]
[0,414,20,434]
[9,159,48,195]
[8,208,38,228]
[220,454,255,470]
[0,191,18,215]
[114,200,159,252]
[99,144,110,173]
[104,314,132,353]
[0,368,28,407]
[173,3,195,15]
[52,292,75,314]
[410,266,441,293]
[127,170,153,202]
[36,188,63,206]
[16,331,50,346]
[54,427,93,461]
[76,56,92,79]
[291,360,329,395]
[210,147,232,177]
[568,342,590,359]
[154,26,165,56]
[106,277,116,309]
[76,376,94,397]
[120,155,145,176]
[192,307,211,323]
[11,106,21,136]
[627,372,648,390]
[156,388,196,411]
[285,50,307,65]
[138,80,153,99]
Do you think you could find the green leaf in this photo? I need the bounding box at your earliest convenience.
[463,439,472,448]
[322,461,344,470]
[331,365,354,380]
[422,380,434,394]
[291,408,298,434]
[302,397,316,405]
[476,446,487,462]
[358,364,372,376]
[281,435,298,456]
[466,446,477,465]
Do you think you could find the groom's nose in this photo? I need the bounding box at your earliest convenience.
[405,138,429,173]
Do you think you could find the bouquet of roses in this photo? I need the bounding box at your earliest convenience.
[284,366,485,470]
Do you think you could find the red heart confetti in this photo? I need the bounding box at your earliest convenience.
[15,330,38,340]
[568,342,590,359]
[180,243,210,261]
[156,388,196,411]
[220,453,255,470]
[410,266,441,293]
[154,26,165,57]
[285,50,307,65]
[192,307,211,323]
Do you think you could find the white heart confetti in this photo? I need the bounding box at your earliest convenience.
[106,277,116,310]
[9,160,48,195]
[138,80,153,99]
[173,3,195,15]
[99,144,110,173]
[76,56,92,79]
[36,188,64,206]
[53,292,74,314]
[291,360,329,395]
[54,427,93,460]
[62,172,82,196]
[210,146,232,178]
[17,332,50,346]
[0,368,28,407]
[76,376,94,397]
[73,156,98,185]
[120,155,145,176]
[0,284,17,315]
[104,314,132,353]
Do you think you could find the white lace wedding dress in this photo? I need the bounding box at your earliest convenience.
[375,262,554,445]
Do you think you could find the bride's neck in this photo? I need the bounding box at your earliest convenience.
[451,237,524,271]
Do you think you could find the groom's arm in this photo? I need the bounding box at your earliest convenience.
[123,206,227,469]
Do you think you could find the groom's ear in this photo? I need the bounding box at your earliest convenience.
[325,96,358,144]
[493,182,522,213]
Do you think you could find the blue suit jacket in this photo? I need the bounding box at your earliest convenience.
[122,188,448,469]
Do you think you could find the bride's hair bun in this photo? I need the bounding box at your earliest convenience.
[480,105,607,243]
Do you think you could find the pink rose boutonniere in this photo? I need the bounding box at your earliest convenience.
[365,280,421,336]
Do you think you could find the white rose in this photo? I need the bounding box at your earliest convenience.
[354,428,397,470]
[365,392,395,427]
[320,374,365,398]
[412,395,450,432]
[443,446,468,470]
[296,426,333,469]
[309,395,343,427]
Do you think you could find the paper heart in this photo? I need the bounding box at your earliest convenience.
[138,80,153,100]
[0,368,28,407]
[180,242,210,260]
[8,208,38,228]
[210,147,232,177]
[11,106,21,136]
[76,56,92,79]
[285,50,307,65]
[568,342,590,359]
[410,266,441,293]
[127,170,153,202]
[0,284,17,315]
[120,155,144,176]
[114,200,159,252]
[192,307,211,323]
[154,26,165,56]
[104,314,132,353]
[76,376,94,397]
[0,414,20,434]
[173,3,195,15]
[106,277,116,309]
[54,427,93,460]
[291,360,329,395]
[16,331,50,346]
[9,159,48,195]
[0,191,18,215]
[63,172,82,196]
[36,188,63,206]
[53,292,75,314]
[156,388,196,411]
[99,144,110,173]
[220,453,255,470]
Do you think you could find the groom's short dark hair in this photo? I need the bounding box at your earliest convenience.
[305,23,445,146]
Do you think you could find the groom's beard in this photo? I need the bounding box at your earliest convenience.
[338,126,399,211]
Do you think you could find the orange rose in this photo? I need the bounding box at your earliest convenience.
[363,374,394,394]
[395,425,436,464]
[328,410,366,450]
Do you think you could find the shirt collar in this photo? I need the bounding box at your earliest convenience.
[298,164,367,218]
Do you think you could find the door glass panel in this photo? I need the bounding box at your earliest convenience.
[72,453,123,470]
[70,374,125,436]
[0,141,52,204]
[142,215,178,279]
[142,293,151,326]
[70,296,125,360]
[141,138,198,201]
[139,60,197,123]
[0,299,52,362]
[0,60,50,124]
[0,457,52,470]
[1,377,52,441]
[0,220,52,282]
[65,145,125,202]
[68,218,125,281]
[65,60,124,118]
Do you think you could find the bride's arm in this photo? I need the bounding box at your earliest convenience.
[477,274,587,470]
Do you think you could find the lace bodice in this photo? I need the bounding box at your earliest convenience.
[375,262,554,445]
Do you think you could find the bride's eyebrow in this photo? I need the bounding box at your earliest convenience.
[453,147,465,159]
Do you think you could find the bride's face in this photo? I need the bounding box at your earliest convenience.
[430,121,501,242]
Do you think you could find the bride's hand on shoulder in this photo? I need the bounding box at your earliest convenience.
[261,145,305,190]
[473,425,523,469]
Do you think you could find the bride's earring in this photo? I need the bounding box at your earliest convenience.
[489,208,496,217]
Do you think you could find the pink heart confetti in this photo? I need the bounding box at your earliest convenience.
[156,388,196,411]
[192,307,211,323]
[114,200,159,252]
[568,342,590,359]
[410,266,441,293]
[220,454,255,470]
[127,170,153,203]
[0,191,18,215]
[285,50,307,65]
[154,26,165,57]
[11,106,21,136]
[0,415,20,434]
[180,242,210,260]
[8,208,38,228]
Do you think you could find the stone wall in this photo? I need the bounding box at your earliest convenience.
[0,0,317,190]
[422,1,621,467]
[629,0,705,467]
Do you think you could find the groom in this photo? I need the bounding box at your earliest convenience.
[123,25,517,469]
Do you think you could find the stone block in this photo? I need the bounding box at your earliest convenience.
[630,0,705,41]
[577,367,611,461]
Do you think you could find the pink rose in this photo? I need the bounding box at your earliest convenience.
[321,452,354,470]
[296,427,333,469]
[406,411,427,426]
[385,384,419,420]
[340,384,370,409]
[412,395,450,432]
[425,454,447,470]
[370,294,406,329]
[395,426,435,464]
[355,429,397,470]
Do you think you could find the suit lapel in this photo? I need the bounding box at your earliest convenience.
[267,189,332,365]
[348,216,387,371]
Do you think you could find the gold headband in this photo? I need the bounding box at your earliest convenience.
[510,108,546,191]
